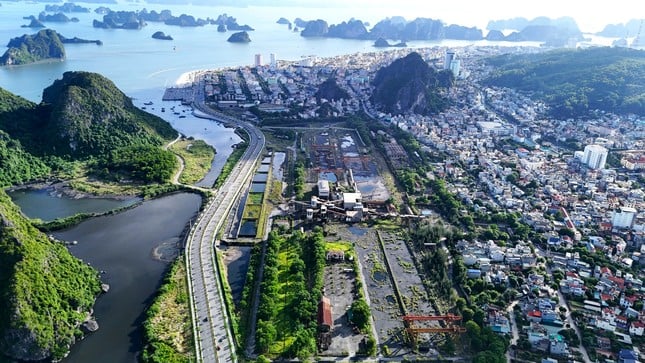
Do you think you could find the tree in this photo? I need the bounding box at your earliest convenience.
[255,320,276,353]
[350,300,371,331]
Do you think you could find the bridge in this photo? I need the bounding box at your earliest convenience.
[183,81,265,363]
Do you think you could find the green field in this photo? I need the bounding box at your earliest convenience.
[170,139,215,185]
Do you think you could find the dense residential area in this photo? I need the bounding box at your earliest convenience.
[165,45,645,362]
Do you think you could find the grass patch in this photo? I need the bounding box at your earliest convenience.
[242,204,262,219]
[170,139,215,185]
[141,258,195,363]
[214,141,247,189]
[268,180,284,204]
[247,192,264,205]
[69,177,142,196]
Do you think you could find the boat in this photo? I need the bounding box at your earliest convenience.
[144,101,153,105]
[161,107,165,112]
[179,115,186,118]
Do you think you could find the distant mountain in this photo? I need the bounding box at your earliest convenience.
[371,52,453,115]
[370,17,444,40]
[597,19,644,37]
[0,188,101,362]
[326,19,368,39]
[484,47,645,117]
[0,29,65,66]
[487,16,580,32]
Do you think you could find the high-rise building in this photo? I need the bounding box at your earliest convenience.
[582,144,608,169]
[444,51,455,70]
[269,53,276,68]
[612,206,637,229]
[449,58,461,77]
[254,53,262,67]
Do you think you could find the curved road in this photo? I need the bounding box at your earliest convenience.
[184,88,265,363]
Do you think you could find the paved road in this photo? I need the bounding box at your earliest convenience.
[535,246,591,363]
[184,81,265,363]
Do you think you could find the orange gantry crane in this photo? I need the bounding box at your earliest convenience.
[403,315,467,346]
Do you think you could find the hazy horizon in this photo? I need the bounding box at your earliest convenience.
[175,0,641,34]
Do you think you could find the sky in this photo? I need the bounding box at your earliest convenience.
[284,0,640,33]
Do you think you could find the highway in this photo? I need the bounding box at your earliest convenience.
[184,80,265,363]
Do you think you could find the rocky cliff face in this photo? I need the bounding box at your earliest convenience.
[371,52,452,115]
[300,19,329,37]
[327,19,368,39]
[0,29,65,66]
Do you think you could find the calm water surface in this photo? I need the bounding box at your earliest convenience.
[7,188,140,221]
[52,193,202,363]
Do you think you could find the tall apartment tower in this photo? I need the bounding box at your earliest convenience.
[269,53,276,68]
[444,51,455,70]
[254,53,262,67]
[582,144,608,169]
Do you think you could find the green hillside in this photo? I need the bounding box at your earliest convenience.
[0,131,50,187]
[0,190,101,361]
[484,47,645,118]
[40,71,177,158]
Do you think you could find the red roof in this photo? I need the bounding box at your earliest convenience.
[317,297,332,329]
[528,310,542,318]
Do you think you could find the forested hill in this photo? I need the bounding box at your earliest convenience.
[0,189,101,361]
[1,72,177,159]
[40,71,177,158]
[484,47,645,118]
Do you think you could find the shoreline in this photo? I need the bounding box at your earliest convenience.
[7,180,138,201]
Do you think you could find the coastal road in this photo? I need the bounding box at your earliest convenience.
[184,80,265,363]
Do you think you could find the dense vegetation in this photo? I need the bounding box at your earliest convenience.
[0,29,65,66]
[141,259,194,363]
[39,71,177,158]
[169,139,215,184]
[0,131,50,187]
[254,230,325,359]
[0,190,101,361]
[97,145,177,183]
[485,47,645,117]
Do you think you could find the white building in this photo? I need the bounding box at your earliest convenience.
[582,144,608,169]
[444,51,455,70]
[612,206,637,229]
[317,180,330,198]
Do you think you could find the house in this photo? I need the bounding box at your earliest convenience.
[488,310,511,334]
[549,334,569,356]
[619,349,639,363]
[528,323,547,343]
[616,315,629,330]
[629,321,645,336]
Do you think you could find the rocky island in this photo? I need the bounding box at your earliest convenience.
[21,18,45,28]
[0,29,65,66]
[1,29,102,66]
[152,31,173,40]
[44,2,90,13]
[373,37,407,47]
[227,31,251,43]
[38,11,79,23]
